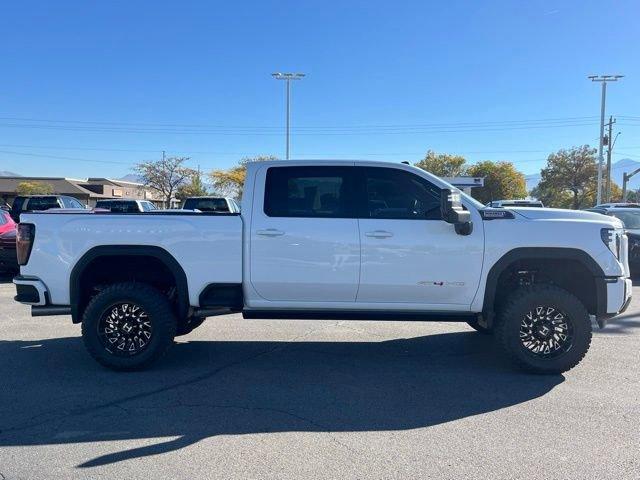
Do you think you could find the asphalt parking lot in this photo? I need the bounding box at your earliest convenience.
[0,275,638,480]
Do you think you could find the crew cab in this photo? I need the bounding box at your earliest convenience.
[13,160,632,373]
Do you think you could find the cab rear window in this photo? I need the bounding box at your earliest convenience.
[26,197,59,210]
[183,198,229,212]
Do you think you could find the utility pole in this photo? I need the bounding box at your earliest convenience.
[604,116,619,202]
[272,72,305,159]
[588,75,623,205]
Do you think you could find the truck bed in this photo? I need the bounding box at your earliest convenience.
[19,211,243,306]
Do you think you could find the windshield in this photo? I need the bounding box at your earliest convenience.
[611,210,640,229]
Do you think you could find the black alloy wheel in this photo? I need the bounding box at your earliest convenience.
[98,302,153,356]
[519,305,574,358]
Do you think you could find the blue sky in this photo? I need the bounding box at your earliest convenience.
[1,0,639,179]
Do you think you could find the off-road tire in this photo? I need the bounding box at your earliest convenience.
[81,282,177,371]
[496,284,592,374]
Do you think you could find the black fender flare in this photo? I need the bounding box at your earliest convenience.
[69,245,189,323]
[482,247,606,321]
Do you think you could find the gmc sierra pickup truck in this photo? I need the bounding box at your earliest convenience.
[13,160,632,373]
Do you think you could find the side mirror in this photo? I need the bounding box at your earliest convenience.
[440,188,473,235]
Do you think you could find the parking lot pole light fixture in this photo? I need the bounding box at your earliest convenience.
[588,75,623,205]
[272,72,305,160]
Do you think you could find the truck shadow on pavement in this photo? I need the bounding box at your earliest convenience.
[0,272,14,284]
[0,331,562,469]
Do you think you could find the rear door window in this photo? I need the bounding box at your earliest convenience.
[264,166,356,218]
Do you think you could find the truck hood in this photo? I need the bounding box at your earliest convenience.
[510,207,623,226]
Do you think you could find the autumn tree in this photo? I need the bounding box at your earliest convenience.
[414,150,467,177]
[16,181,53,195]
[176,169,209,200]
[134,156,194,206]
[608,183,624,203]
[209,155,278,198]
[531,146,600,209]
[466,161,527,204]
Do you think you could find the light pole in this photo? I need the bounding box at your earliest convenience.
[272,72,305,159]
[588,74,623,205]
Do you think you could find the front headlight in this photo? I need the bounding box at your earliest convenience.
[601,228,622,258]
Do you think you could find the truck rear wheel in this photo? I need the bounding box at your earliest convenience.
[496,285,592,374]
[81,282,177,370]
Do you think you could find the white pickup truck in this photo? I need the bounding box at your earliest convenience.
[13,160,632,373]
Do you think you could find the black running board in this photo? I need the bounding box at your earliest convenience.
[242,310,477,322]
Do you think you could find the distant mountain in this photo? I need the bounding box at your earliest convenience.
[117,174,143,183]
[525,158,640,192]
[611,158,640,188]
[0,171,21,177]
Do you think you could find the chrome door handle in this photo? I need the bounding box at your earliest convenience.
[365,230,393,238]
[256,229,285,237]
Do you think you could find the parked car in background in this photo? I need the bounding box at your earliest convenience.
[586,206,640,275]
[95,199,157,213]
[10,195,86,222]
[0,210,17,272]
[0,209,16,235]
[593,202,640,209]
[182,196,240,213]
[486,199,544,208]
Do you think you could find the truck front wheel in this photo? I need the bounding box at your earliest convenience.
[496,285,592,374]
[81,282,177,370]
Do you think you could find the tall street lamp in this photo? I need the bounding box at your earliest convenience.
[272,72,305,160]
[588,74,623,205]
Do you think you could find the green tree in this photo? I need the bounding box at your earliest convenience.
[16,181,53,195]
[414,150,467,177]
[176,169,209,200]
[209,155,278,198]
[466,161,527,204]
[134,156,194,206]
[531,146,599,209]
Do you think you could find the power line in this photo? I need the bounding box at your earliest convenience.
[0,121,602,136]
[0,149,143,165]
[0,143,554,155]
[0,114,600,129]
